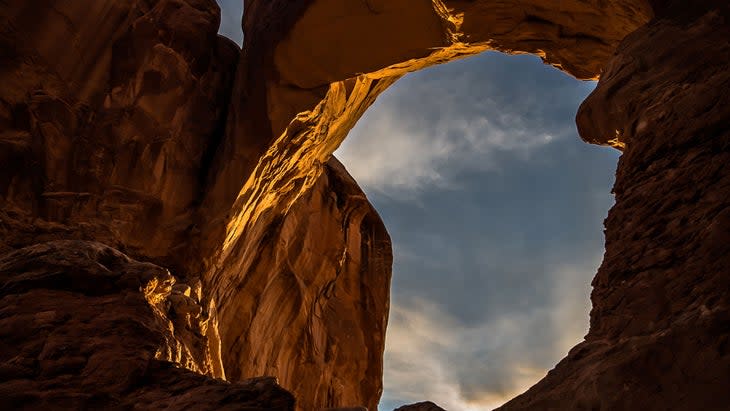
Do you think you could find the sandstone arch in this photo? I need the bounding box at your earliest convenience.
[200,2,653,409]
[0,0,728,410]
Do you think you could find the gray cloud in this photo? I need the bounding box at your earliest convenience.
[337,97,557,196]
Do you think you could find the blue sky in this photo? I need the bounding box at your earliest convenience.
[216,2,619,409]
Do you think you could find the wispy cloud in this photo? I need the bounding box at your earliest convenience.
[337,100,559,197]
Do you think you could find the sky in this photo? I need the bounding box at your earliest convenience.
[216,2,620,410]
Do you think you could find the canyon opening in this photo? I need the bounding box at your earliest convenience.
[335,52,619,410]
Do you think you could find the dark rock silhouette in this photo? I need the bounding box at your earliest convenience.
[395,401,447,411]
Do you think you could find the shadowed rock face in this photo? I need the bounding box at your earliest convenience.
[0,0,239,274]
[498,3,730,410]
[1,0,728,410]
[0,240,294,410]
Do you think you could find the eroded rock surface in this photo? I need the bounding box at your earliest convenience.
[0,240,294,410]
[0,0,238,273]
[0,0,295,408]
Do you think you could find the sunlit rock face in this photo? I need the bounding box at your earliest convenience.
[214,157,392,411]
[1,0,728,410]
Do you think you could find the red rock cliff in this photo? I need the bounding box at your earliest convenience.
[1,0,729,410]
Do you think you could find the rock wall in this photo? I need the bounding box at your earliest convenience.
[499,2,730,409]
[1,0,728,410]
[395,401,447,411]
[0,240,294,410]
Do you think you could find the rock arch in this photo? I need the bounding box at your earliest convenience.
[0,0,728,410]
[200,2,655,408]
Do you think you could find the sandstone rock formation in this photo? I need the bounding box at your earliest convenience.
[214,157,392,411]
[0,0,239,273]
[0,240,294,410]
[196,3,651,405]
[1,0,729,410]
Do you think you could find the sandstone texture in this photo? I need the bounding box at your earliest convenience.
[213,157,392,411]
[1,0,729,410]
[0,240,294,410]
[0,0,239,274]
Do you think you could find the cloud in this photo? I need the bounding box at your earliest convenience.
[373,141,617,410]
[380,256,601,411]
[337,100,557,196]
[336,52,595,199]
